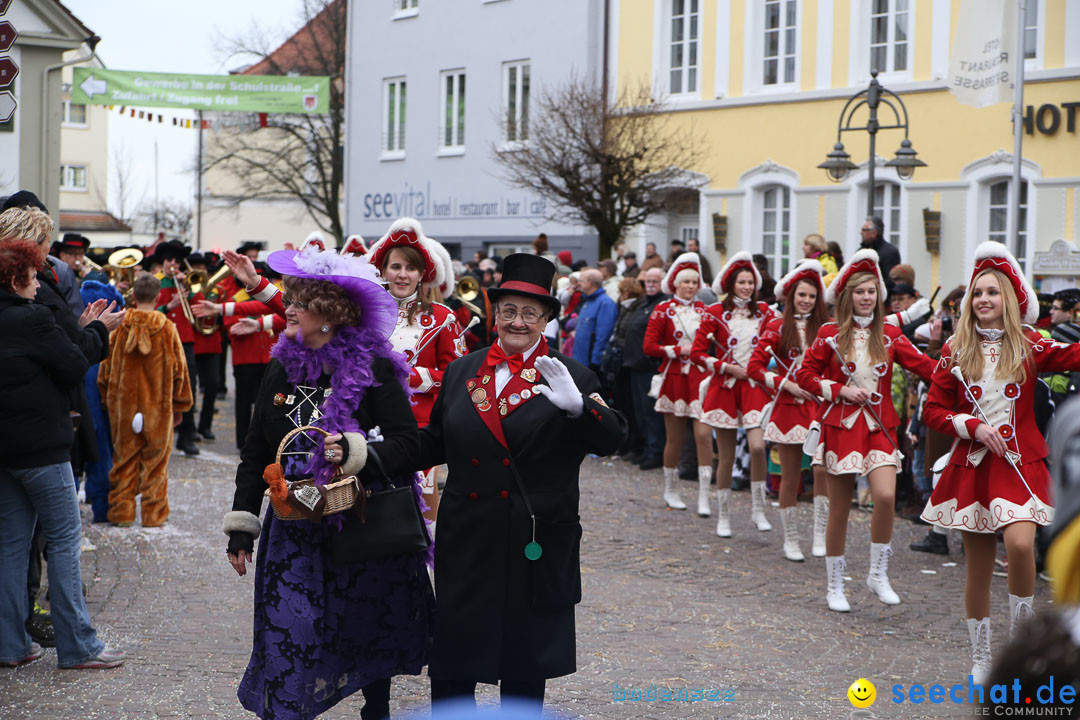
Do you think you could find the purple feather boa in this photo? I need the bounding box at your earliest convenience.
[270,324,420,533]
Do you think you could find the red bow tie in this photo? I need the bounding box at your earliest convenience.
[486,343,524,374]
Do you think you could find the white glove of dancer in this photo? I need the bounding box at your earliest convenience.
[534,356,584,417]
[896,296,931,326]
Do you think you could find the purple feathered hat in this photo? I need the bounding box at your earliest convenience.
[267,244,398,340]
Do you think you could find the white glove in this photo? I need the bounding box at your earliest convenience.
[898,297,931,325]
[534,356,584,417]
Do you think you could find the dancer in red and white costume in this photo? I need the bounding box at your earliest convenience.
[747,259,829,561]
[921,242,1080,681]
[643,253,711,512]
[795,249,934,612]
[691,252,777,537]
[369,218,467,528]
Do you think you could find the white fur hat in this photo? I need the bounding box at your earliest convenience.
[965,241,1039,325]
[774,259,825,300]
[367,217,447,291]
[825,248,885,307]
[661,252,702,295]
[713,251,762,296]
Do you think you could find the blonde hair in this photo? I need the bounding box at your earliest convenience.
[835,271,887,366]
[952,268,1029,384]
[803,233,827,254]
[0,207,53,247]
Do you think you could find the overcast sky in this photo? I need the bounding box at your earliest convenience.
[62,0,304,217]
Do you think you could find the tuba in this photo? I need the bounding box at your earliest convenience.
[190,265,234,335]
[453,275,485,317]
[107,248,143,304]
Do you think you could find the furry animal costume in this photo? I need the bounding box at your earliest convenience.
[98,308,192,526]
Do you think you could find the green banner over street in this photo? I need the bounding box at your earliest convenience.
[72,67,329,114]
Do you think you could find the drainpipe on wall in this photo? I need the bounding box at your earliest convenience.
[40,35,100,230]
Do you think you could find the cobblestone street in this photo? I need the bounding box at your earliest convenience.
[0,395,1040,719]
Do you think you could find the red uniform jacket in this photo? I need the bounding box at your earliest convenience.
[224,302,284,366]
[747,316,815,406]
[393,302,467,427]
[689,301,774,377]
[156,276,202,344]
[796,322,934,432]
[246,276,286,319]
[925,330,1080,470]
[643,298,708,370]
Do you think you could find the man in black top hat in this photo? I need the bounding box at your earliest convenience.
[236,241,262,261]
[415,253,627,714]
[52,233,91,279]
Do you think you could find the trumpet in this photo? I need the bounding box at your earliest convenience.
[452,275,485,318]
[191,265,233,335]
[79,255,111,279]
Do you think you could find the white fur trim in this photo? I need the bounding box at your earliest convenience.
[339,432,369,476]
[819,379,837,402]
[302,231,327,252]
[223,511,261,539]
[369,217,448,292]
[223,302,236,317]
[661,252,702,295]
[341,234,367,256]
[965,241,1039,325]
[825,248,885,307]
[428,237,455,299]
[714,251,762,296]
[951,413,979,440]
[261,315,274,331]
[775,259,825,300]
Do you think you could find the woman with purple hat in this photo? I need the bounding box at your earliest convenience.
[223,243,434,720]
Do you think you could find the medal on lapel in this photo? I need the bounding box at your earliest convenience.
[509,393,521,406]
[467,379,477,391]
[521,368,537,382]
[471,387,487,404]
[482,374,491,385]
[499,398,509,416]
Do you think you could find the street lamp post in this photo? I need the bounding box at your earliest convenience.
[818,70,926,218]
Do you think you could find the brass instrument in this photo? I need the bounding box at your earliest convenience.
[106,248,143,303]
[191,265,234,335]
[79,255,111,279]
[453,275,485,318]
[170,263,197,328]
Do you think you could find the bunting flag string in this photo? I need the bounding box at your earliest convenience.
[107,104,212,130]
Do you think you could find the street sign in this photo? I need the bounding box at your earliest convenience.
[71,67,331,114]
[0,21,14,52]
[0,56,17,86]
[0,0,11,17]
[0,90,14,123]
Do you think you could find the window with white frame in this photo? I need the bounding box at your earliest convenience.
[503,61,529,144]
[669,0,699,95]
[988,179,1029,271]
[440,70,465,152]
[761,185,791,277]
[869,0,910,75]
[382,77,406,156]
[62,99,87,127]
[393,0,418,18]
[1023,0,1038,60]
[871,183,902,247]
[60,164,87,191]
[680,226,698,246]
[763,0,798,86]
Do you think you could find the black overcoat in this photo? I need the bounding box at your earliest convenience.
[416,346,627,683]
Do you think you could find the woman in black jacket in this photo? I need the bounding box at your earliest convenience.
[0,239,125,669]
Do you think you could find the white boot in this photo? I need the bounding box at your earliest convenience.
[825,556,850,612]
[750,481,773,531]
[866,542,900,605]
[967,617,992,683]
[715,488,731,537]
[779,507,805,562]
[696,466,712,517]
[662,467,686,510]
[812,495,829,557]
[1009,594,1034,638]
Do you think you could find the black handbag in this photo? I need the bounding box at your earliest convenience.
[329,445,431,564]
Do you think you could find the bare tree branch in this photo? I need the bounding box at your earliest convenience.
[137,199,193,236]
[491,76,708,255]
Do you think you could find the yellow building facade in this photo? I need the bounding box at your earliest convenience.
[613,0,1080,294]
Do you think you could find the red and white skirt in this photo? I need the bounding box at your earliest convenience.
[654,366,705,419]
[763,399,820,445]
[812,420,901,475]
[699,376,771,430]
[921,454,1052,533]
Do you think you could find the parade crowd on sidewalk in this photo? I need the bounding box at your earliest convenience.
[4,191,1080,719]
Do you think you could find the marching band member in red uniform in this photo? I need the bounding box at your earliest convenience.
[747,259,829,562]
[796,249,934,612]
[691,252,777,537]
[921,242,1080,681]
[369,218,466,528]
[642,253,711,513]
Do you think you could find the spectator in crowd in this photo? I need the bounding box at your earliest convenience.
[622,268,668,469]
[571,268,619,373]
[52,234,90,279]
[751,254,777,304]
[186,253,222,441]
[98,274,193,527]
[479,258,498,288]
[599,259,621,301]
[827,241,845,270]
[640,242,665,272]
[889,263,916,289]
[687,237,713,285]
[802,233,838,276]
[1050,289,1080,343]
[859,216,901,281]
[622,251,641,279]
[613,240,627,275]
[668,239,686,265]
[556,250,573,269]
[4,191,82,313]
[607,277,646,456]
[0,238,125,669]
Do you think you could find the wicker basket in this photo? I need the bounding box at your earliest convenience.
[264,425,361,521]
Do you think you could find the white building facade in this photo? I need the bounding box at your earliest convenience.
[344,0,605,263]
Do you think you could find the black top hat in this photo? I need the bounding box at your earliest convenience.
[59,233,90,251]
[150,239,192,263]
[237,241,263,255]
[889,282,917,298]
[487,253,560,318]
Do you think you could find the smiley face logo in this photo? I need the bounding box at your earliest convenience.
[847,678,876,708]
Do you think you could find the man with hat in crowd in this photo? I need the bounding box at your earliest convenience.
[52,233,91,279]
[413,253,628,714]
[186,253,222,442]
[152,239,200,456]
